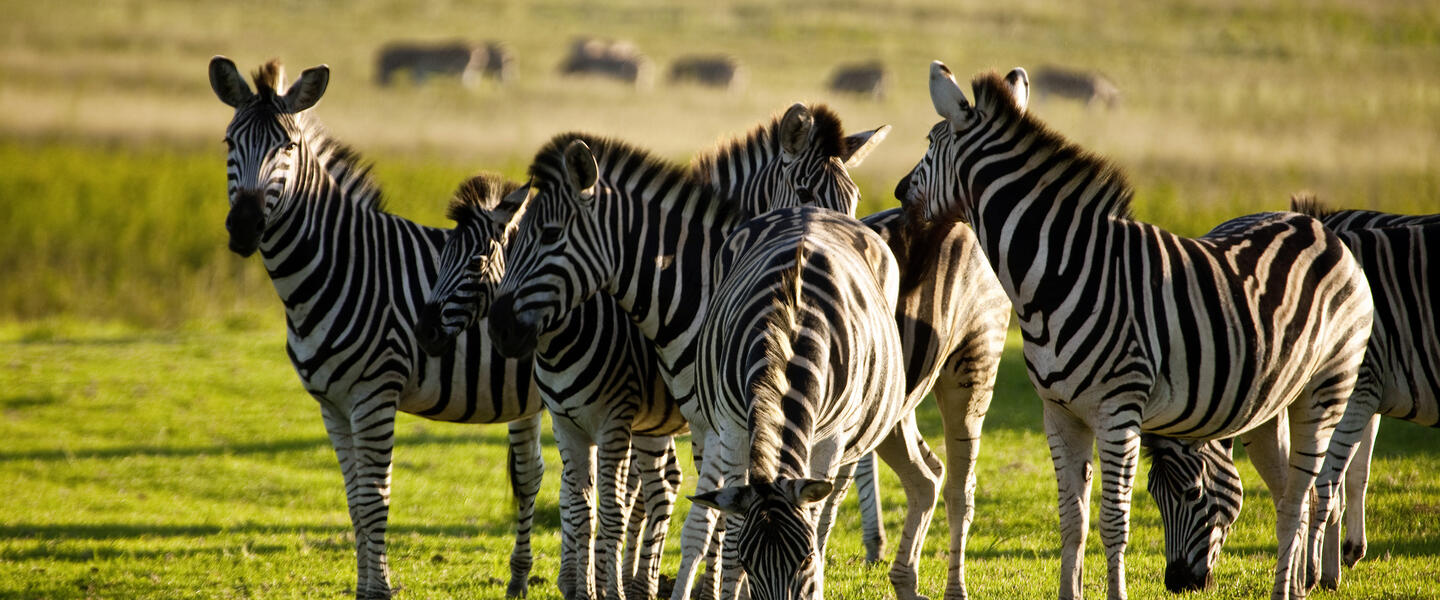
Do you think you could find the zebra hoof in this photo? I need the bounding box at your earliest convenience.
[505,577,528,598]
[1319,575,1340,591]
[1341,540,1365,567]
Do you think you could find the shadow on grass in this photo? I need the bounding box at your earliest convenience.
[0,430,519,463]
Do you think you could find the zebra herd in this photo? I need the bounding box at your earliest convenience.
[208,54,1434,600]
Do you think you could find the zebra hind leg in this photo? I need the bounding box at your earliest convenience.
[627,435,681,600]
[594,425,637,600]
[852,453,887,563]
[873,413,943,600]
[505,412,545,599]
[1340,415,1380,569]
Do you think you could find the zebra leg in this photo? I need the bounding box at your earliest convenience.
[627,435,681,600]
[1340,415,1379,568]
[814,459,857,560]
[873,413,943,600]
[1239,413,1290,512]
[1309,395,1380,592]
[931,367,997,600]
[555,419,598,600]
[671,429,723,600]
[621,452,645,590]
[1093,414,1143,600]
[1044,403,1096,600]
[320,397,396,600]
[594,425,637,600]
[506,412,546,599]
[852,453,887,563]
[1282,392,1352,600]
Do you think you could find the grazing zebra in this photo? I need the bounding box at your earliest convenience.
[207,57,546,599]
[416,174,686,600]
[896,61,1374,599]
[1142,435,1246,592]
[559,37,654,89]
[688,205,936,600]
[828,61,888,100]
[668,54,746,92]
[1149,199,1440,592]
[374,40,513,87]
[1031,65,1121,109]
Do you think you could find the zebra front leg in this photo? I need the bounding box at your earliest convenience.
[506,412,546,599]
[621,452,645,592]
[852,453,887,563]
[594,425,637,600]
[672,429,723,600]
[931,371,995,600]
[1093,412,1143,600]
[1045,403,1096,600]
[1239,413,1290,512]
[873,413,943,600]
[555,419,598,600]
[1308,394,1377,592]
[320,397,397,600]
[814,459,857,561]
[627,435,681,600]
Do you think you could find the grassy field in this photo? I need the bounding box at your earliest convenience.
[3,322,1439,599]
[3,1,1439,598]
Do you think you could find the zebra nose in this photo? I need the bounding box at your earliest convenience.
[415,303,452,357]
[1164,561,1211,593]
[487,294,538,358]
[893,176,910,203]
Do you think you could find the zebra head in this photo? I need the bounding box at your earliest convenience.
[701,103,889,216]
[489,136,612,358]
[1142,434,1243,593]
[894,61,1029,225]
[417,174,529,356]
[691,479,834,600]
[209,56,329,257]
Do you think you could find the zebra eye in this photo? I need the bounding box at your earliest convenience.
[539,226,564,244]
[222,137,235,150]
[799,553,814,570]
[284,141,299,153]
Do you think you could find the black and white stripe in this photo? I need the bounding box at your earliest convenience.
[417,174,684,600]
[896,62,1374,600]
[689,206,938,600]
[208,57,545,600]
[1142,435,1244,592]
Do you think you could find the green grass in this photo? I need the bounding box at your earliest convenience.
[3,323,1438,599]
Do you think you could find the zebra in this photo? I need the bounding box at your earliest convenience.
[687,205,936,600]
[1031,65,1121,109]
[559,37,654,89]
[1142,435,1246,592]
[1147,199,1440,592]
[896,61,1374,600]
[374,40,513,88]
[416,174,686,600]
[668,54,746,92]
[207,56,546,599]
[421,103,891,597]
[827,61,888,100]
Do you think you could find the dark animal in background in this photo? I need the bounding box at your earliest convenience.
[375,40,513,88]
[1031,65,1120,109]
[828,61,888,100]
[559,36,653,89]
[667,55,746,92]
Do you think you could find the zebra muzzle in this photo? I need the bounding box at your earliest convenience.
[486,293,539,358]
[415,303,454,356]
[226,190,266,257]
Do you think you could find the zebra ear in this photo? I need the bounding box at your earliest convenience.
[284,65,330,113]
[929,60,971,125]
[209,56,254,108]
[1005,67,1030,114]
[563,140,599,201]
[689,486,758,516]
[779,103,814,159]
[841,124,890,168]
[780,478,835,505]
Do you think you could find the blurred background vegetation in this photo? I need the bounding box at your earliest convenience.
[1,0,1437,327]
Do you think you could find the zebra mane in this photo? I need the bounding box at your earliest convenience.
[252,59,285,97]
[447,173,523,224]
[692,103,849,177]
[307,124,387,214]
[1288,191,1336,219]
[530,132,741,215]
[893,198,958,294]
[972,71,1134,221]
[748,244,810,483]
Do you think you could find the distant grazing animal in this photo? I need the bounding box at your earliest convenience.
[375,40,513,87]
[559,37,653,89]
[668,55,746,92]
[898,61,1373,600]
[1032,65,1120,109]
[208,56,545,599]
[828,62,887,100]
